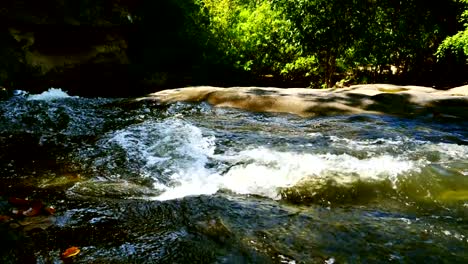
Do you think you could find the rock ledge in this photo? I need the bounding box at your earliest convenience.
[137,84,468,119]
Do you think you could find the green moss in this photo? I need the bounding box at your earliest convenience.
[377,87,409,93]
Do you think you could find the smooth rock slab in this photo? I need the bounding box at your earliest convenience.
[136,84,468,119]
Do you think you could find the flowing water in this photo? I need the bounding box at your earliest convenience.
[0,88,467,263]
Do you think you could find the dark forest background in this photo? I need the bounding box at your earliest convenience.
[1,0,468,97]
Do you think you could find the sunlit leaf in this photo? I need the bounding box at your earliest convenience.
[62,247,80,258]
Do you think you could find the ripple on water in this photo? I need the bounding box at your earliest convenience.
[1,94,467,263]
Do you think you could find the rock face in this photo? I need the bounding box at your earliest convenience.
[0,1,135,97]
[6,25,131,96]
[10,26,129,73]
[0,1,215,97]
[137,84,468,119]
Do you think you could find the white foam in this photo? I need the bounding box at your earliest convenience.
[218,148,417,199]
[97,120,451,201]
[423,142,468,161]
[27,88,76,101]
[102,119,221,199]
[328,135,406,151]
[13,90,28,96]
[153,146,417,201]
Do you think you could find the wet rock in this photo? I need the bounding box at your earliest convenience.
[67,180,162,199]
[194,217,233,244]
[16,215,55,232]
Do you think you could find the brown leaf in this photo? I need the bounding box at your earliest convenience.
[62,246,80,258]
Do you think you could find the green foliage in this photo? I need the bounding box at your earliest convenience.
[200,0,299,76]
[275,0,457,87]
[273,0,366,87]
[438,30,468,57]
[3,0,465,90]
[280,56,320,86]
[185,0,463,87]
[437,0,468,58]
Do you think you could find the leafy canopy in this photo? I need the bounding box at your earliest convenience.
[437,0,468,57]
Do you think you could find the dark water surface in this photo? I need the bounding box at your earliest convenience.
[0,89,467,263]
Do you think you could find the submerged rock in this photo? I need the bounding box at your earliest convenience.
[194,217,233,244]
[67,180,162,199]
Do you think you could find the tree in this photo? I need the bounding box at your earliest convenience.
[201,0,298,76]
[437,0,468,58]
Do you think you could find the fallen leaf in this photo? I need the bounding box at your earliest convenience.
[62,247,80,258]
[0,215,13,222]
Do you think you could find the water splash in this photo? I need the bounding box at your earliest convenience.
[87,119,434,201]
[90,119,220,199]
[219,148,418,199]
[27,88,77,101]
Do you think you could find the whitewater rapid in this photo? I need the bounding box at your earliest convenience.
[4,88,468,202]
[89,117,466,201]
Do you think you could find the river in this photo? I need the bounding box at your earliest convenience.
[1,88,467,263]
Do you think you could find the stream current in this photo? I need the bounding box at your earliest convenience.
[0,88,467,263]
